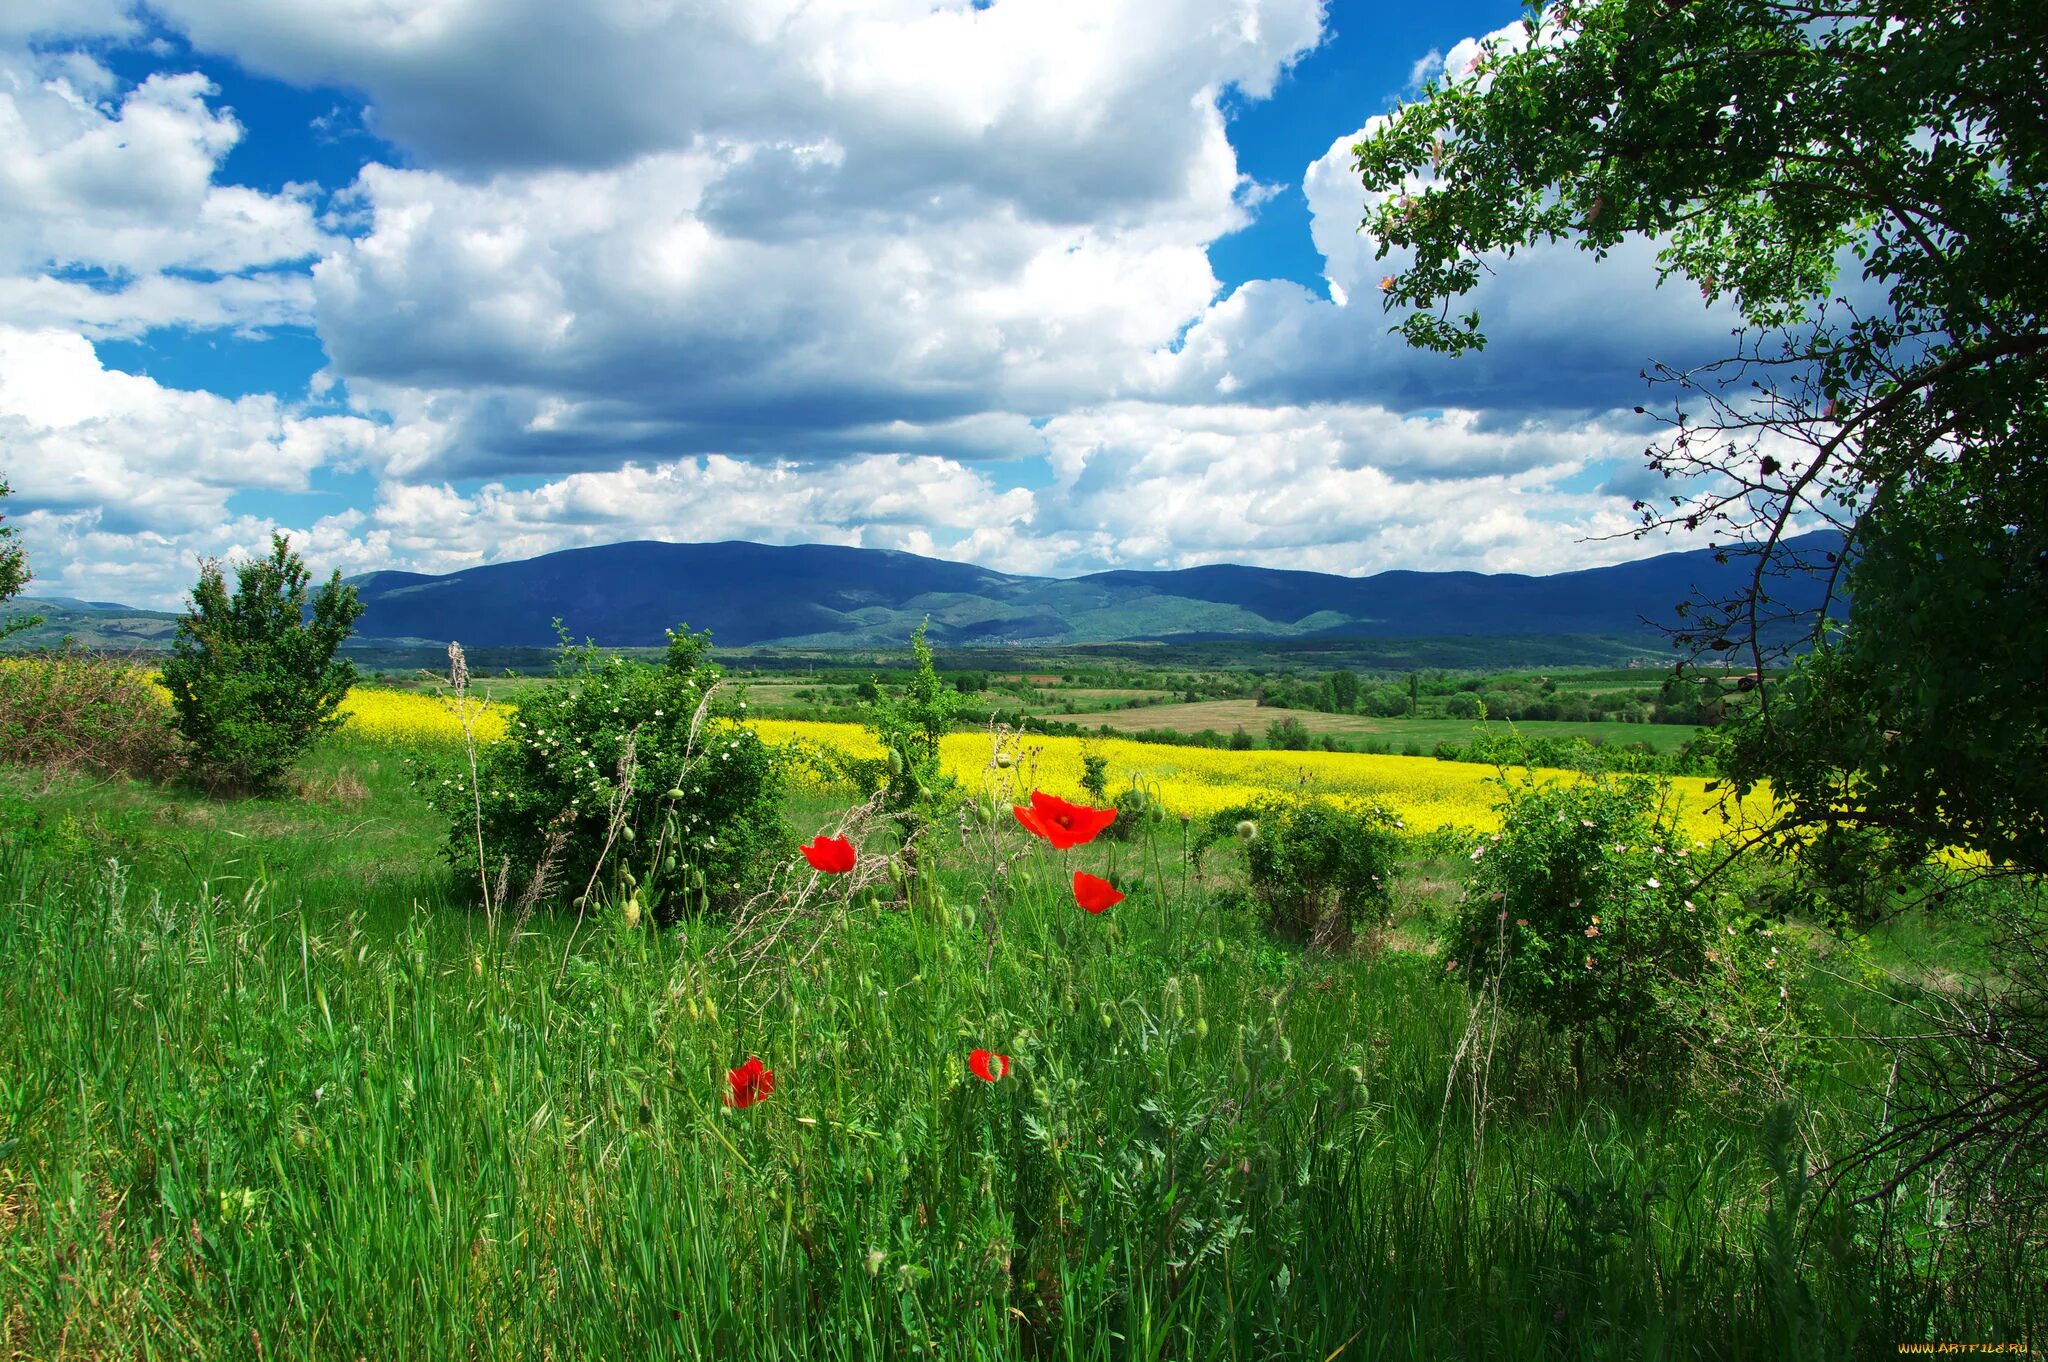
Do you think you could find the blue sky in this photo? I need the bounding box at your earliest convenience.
[0,0,1735,607]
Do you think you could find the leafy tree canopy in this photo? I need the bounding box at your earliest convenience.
[1356,0,2048,873]
[162,534,366,794]
[0,475,43,642]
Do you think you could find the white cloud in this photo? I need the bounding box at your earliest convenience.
[0,50,332,336]
[0,0,136,44]
[0,325,395,532]
[151,0,1327,196]
[1,7,1750,610]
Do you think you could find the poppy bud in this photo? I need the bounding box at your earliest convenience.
[665,788,686,800]
[622,824,636,843]
[623,894,642,928]
[888,749,904,777]
[994,752,1015,769]
[1236,819,1259,841]
[664,855,678,873]
[1195,1018,1209,1039]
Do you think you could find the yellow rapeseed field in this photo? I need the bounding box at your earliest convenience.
[750,719,1765,843]
[335,687,512,745]
[333,693,1762,841]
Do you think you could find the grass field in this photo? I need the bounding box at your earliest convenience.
[0,688,2036,1358]
[1049,697,1700,754]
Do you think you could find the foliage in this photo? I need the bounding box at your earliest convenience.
[424,624,786,912]
[0,653,182,779]
[1434,725,1712,777]
[1449,773,1814,1085]
[160,534,365,795]
[1079,746,1110,803]
[1354,0,2048,875]
[0,474,42,642]
[1264,715,1312,751]
[1209,795,1402,944]
[1724,464,2048,875]
[847,621,959,860]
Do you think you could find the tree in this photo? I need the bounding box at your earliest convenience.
[1354,0,2048,874]
[162,534,366,794]
[1326,668,1363,713]
[1356,0,2048,1197]
[0,475,43,642]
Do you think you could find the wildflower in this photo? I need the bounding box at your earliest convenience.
[799,834,857,874]
[725,1057,774,1109]
[968,1049,1011,1083]
[1013,790,1116,849]
[1072,871,1124,915]
[1684,900,1696,912]
[1446,960,1459,972]
[1645,877,1661,889]
[1584,955,1594,969]
[1516,918,1528,927]
[1585,925,1599,938]
[1378,274,1397,292]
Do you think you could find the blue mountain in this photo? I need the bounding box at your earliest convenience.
[344,535,1841,649]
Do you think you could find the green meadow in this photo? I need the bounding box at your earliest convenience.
[0,724,2037,1360]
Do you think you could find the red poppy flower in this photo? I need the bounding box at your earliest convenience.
[725,1056,774,1109]
[1072,871,1124,914]
[1011,790,1117,850]
[968,1049,1010,1083]
[799,834,857,874]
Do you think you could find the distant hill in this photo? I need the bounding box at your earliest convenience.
[0,534,1840,659]
[336,535,1839,650]
[0,598,182,652]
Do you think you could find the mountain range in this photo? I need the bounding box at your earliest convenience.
[329,535,1831,650]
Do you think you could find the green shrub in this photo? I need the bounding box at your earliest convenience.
[1099,781,1164,844]
[830,624,959,887]
[1080,748,1110,803]
[424,626,787,912]
[160,535,364,795]
[1447,774,1817,1085]
[0,653,182,779]
[1209,796,1401,945]
[1266,715,1312,750]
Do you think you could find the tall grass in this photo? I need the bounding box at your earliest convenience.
[1,768,2037,1358]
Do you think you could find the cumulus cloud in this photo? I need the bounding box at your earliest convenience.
[0,48,332,336]
[2,6,1742,608]
[0,325,394,534]
[149,0,1327,196]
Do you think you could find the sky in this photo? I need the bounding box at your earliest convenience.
[0,0,1742,609]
